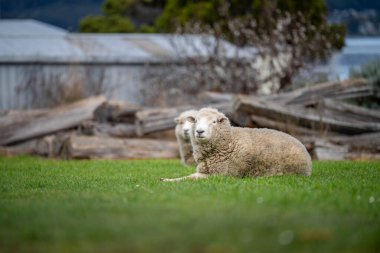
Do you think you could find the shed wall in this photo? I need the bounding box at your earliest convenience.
[0,63,146,109]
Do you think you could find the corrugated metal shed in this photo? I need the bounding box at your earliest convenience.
[0,19,237,64]
[0,20,158,64]
[0,19,239,109]
[0,20,233,109]
[4,20,377,110]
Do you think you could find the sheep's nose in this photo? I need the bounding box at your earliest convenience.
[196,129,205,135]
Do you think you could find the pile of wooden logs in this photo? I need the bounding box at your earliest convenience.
[0,78,379,160]
[230,78,380,160]
[0,96,231,160]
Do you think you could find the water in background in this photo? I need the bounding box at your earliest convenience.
[318,37,380,80]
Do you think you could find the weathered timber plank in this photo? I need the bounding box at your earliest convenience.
[81,121,136,138]
[0,139,40,156]
[313,138,380,161]
[0,135,55,157]
[319,99,380,123]
[61,135,179,159]
[329,132,380,153]
[93,101,140,123]
[313,139,349,160]
[234,95,380,134]
[0,109,49,128]
[250,115,321,136]
[198,91,235,103]
[345,152,380,160]
[229,111,254,127]
[0,96,106,145]
[267,78,370,106]
[135,102,233,136]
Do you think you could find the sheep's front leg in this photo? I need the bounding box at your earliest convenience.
[160,172,208,182]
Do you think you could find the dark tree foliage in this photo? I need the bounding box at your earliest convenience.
[80,15,135,33]
[155,0,345,50]
[349,59,380,109]
[80,0,347,93]
[80,0,166,32]
[80,0,345,52]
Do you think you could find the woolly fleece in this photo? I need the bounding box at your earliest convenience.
[175,109,198,166]
[191,108,312,177]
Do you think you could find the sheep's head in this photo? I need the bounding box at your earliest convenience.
[175,110,198,142]
[187,108,230,144]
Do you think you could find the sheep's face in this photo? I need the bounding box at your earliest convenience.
[175,117,193,142]
[188,110,229,143]
[175,110,197,142]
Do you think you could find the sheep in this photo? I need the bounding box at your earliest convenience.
[162,107,312,181]
[174,109,198,166]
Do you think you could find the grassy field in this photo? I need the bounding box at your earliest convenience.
[0,156,379,253]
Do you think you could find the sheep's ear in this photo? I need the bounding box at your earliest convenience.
[218,115,228,123]
[174,117,180,124]
[187,116,196,123]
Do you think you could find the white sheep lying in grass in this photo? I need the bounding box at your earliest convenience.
[162,108,312,181]
[175,110,198,166]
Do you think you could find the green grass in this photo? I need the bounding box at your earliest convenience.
[0,156,379,253]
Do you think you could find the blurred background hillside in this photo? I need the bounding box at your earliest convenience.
[1,0,380,35]
[1,0,103,31]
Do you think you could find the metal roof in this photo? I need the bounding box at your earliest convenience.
[0,19,239,64]
[0,19,67,36]
[1,19,379,72]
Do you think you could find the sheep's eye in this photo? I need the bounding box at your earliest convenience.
[212,120,216,124]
